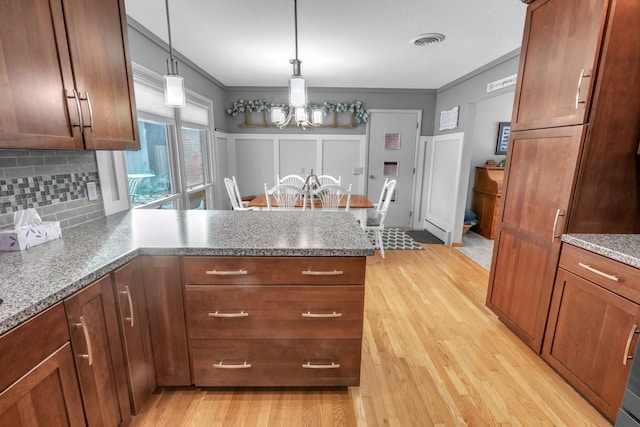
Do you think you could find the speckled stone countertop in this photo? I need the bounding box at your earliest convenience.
[0,210,374,335]
[562,234,640,269]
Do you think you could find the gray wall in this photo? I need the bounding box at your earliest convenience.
[434,50,520,211]
[225,87,437,136]
[126,18,227,131]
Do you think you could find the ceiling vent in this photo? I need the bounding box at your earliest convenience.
[412,33,445,46]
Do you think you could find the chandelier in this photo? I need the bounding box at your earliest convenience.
[271,0,322,128]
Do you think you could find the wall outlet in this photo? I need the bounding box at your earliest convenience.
[86,182,98,201]
[299,167,305,174]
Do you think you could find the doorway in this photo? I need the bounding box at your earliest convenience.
[366,110,421,228]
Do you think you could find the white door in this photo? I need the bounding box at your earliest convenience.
[366,110,421,227]
[421,132,465,246]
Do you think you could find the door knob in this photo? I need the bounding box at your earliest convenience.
[369,174,375,179]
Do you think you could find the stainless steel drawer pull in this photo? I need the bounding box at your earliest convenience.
[301,269,344,276]
[214,361,252,369]
[623,324,640,365]
[208,310,248,318]
[302,311,343,318]
[302,361,340,369]
[575,68,591,109]
[205,269,248,276]
[74,316,94,367]
[578,262,619,282]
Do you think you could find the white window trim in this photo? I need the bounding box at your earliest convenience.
[99,62,217,215]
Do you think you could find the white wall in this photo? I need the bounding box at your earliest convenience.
[226,133,367,199]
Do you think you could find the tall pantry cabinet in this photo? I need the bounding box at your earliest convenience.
[486,0,640,352]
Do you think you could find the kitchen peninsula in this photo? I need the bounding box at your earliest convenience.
[0,210,373,424]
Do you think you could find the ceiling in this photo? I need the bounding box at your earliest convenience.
[124,0,528,90]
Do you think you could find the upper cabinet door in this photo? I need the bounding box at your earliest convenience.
[62,0,139,150]
[0,0,139,150]
[0,0,84,149]
[511,0,608,131]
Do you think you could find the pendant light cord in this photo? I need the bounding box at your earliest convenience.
[293,0,299,61]
[165,0,177,73]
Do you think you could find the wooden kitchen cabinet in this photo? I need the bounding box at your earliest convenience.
[0,304,85,427]
[183,256,366,387]
[0,0,139,150]
[64,275,132,426]
[543,244,640,421]
[112,259,156,414]
[141,256,191,386]
[487,0,640,353]
[510,0,607,131]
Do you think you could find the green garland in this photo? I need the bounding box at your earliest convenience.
[226,99,369,124]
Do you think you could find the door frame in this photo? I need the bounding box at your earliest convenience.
[365,109,422,228]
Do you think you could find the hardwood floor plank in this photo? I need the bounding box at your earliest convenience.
[132,246,611,426]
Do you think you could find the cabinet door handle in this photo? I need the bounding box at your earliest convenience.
[551,208,564,242]
[302,361,340,369]
[67,89,84,132]
[575,68,591,109]
[208,310,248,318]
[206,269,248,276]
[214,361,251,369]
[79,92,94,133]
[301,269,344,276]
[302,311,343,318]
[578,262,620,282]
[623,324,640,365]
[74,316,94,366]
[119,285,135,327]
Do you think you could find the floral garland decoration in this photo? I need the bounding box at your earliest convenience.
[226,99,369,124]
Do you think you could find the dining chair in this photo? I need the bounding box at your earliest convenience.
[264,183,307,211]
[317,175,341,186]
[276,174,306,189]
[311,184,352,211]
[224,176,252,211]
[364,178,397,259]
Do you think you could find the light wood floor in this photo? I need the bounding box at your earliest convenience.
[132,246,611,426]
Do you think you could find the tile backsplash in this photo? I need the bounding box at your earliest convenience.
[0,150,104,230]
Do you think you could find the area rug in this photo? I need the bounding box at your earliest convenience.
[366,228,423,251]
[405,229,444,244]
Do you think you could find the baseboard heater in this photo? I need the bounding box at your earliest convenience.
[423,219,452,246]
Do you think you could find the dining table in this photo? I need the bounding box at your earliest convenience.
[247,194,374,228]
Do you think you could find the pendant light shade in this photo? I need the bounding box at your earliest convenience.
[289,75,307,108]
[164,72,185,107]
[163,0,185,107]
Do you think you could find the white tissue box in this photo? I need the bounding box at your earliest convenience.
[0,221,62,251]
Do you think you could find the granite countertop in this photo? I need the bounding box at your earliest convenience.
[0,210,374,335]
[562,234,640,269]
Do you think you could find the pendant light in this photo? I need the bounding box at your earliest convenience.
[163,0,185,107]
[272,0,317,128]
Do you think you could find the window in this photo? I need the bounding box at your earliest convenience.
[126,119,175,207]
[124,64,215,210]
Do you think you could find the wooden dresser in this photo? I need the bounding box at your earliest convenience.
[471,167,504,240]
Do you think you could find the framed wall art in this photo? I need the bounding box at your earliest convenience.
[495,122,511,155]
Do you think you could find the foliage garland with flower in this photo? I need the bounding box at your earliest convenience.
[226,99,369,124]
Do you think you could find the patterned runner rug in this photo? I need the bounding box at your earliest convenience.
[366,228,424,251]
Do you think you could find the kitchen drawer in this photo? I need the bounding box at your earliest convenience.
[191,339,362,386]
[186,285,364,339]
[183,256,366,285]
[560,244,640,304]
